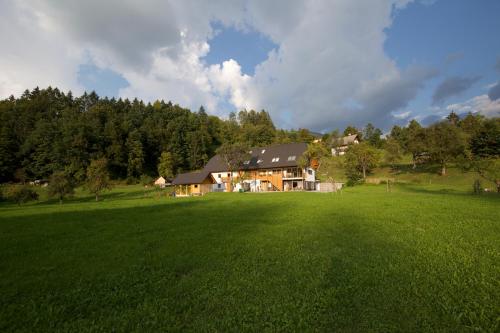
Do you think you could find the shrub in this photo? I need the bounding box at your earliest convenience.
[5,185,39,205]
[126,177,138,185]
[140,175,153,186]
[346,178,363,187]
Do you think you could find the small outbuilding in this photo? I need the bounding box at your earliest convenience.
[154,176,167,188]
[172,171,215,196]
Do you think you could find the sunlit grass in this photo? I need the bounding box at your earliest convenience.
[0,184,498,331]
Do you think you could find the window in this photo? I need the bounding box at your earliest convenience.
[218,173,221,178]
[194,184,198,188]
[257,159,263,164]
[288,155,296,161]
[267,170,272,176]
[285,167,302,178]
[273,169,281,175]
[217,184,222,188]
[271,157,280,162]
[261,149,266,154]
[308,169,313,175]
[227,173,230,177]
[259,171,266,176]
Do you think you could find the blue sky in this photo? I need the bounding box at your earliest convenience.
[385,0,500,124]
[3,0,500,130]
[203,22,278,76]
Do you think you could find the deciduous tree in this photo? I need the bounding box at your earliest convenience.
[48,171,75,204]
[426,122,467,176]
[216,142,250,191]
[407,120,427,169]
[384,137,402,169]
[86,158,112,201]
[345,142,380,180]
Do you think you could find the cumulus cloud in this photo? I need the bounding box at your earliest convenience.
[432,76,481,105]
[0,1,84,97]
[0,0,438,130]
[446,94,500,118]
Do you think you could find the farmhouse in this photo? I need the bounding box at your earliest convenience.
[331,133,360,156]
[172,142,317,194]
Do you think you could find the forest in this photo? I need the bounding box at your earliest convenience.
[0,87,498,188]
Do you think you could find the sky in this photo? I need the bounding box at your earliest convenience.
[1,0,499,131]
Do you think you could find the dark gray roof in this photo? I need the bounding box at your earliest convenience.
[172,170,212,185]
[332,134,360,146]
[204,142,308,172]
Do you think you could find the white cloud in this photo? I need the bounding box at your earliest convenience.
[446,95,500,118]
[0,0,84,97]
[0,0,438,130]
[392,111,412,119]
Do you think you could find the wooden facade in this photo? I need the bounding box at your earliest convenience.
[173,172,214,196]
[214,167,308,192]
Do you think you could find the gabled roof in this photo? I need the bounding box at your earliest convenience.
[204,142,308,172]
[172,170,212,185]
[333,134,359,146]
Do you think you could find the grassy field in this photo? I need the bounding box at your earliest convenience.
[0,184,499,332]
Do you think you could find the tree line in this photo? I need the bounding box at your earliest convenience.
[307,112,499,191]
[0,87,498,193]
[0,87,293,183]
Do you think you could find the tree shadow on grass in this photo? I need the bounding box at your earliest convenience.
[0,198,301,331]
[392,163,442,175]
[396,183,500,202]
[1,196,497,331]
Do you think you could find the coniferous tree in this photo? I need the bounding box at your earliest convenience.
[158,152,175,179]
[126,129,144,179]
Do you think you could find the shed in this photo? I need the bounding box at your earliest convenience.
[172,170,215,196]
[154,176,166,188]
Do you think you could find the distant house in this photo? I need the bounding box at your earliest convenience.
[154,176,167,188]
[172,171,215,196]
[331,134,360,156]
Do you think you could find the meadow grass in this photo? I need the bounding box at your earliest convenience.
[0,184,499,332]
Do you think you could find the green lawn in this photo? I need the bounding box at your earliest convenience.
[0,185,499,332]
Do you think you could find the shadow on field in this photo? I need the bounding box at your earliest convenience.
[397,183,500,201]
[392,163,442,175]
[68,189,158,203]
[1,195,497,331]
